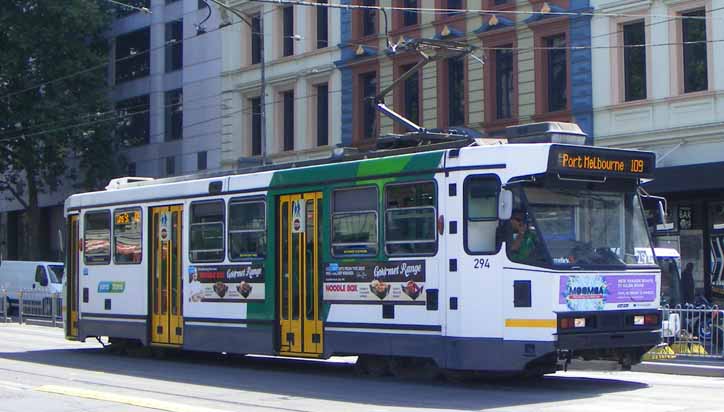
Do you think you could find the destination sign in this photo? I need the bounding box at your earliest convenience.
[115,210,140,225]
[548,145,655,178]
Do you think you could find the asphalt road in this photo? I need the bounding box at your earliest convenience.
[1,323,724,412]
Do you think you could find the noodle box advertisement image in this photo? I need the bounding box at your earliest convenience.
[188,265,264,303]
[559,275,657,310]
[324,260,426,304]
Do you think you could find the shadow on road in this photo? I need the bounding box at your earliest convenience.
[0,345,648,411]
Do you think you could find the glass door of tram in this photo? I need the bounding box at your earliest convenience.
[66,214,80,339]
[278,192,323,356]
[150,205,184,346]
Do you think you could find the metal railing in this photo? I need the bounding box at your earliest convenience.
[662,306,724,358]
[18,290,62,327]
[0,290,7,322]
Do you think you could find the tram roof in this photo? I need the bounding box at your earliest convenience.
[65,141,655,211]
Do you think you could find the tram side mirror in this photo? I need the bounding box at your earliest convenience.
[656,200,674,231]
[499,189,513,220]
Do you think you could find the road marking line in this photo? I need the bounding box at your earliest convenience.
[35,385,232,412]
[0,379,33,391]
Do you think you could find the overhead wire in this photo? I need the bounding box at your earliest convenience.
[247,0,722,21]
[3,0,721,145]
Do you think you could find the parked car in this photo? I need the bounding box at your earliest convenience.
[0,260,64,314]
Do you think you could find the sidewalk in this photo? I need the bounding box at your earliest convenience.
[570,356,724,378]
[634,356,724,378]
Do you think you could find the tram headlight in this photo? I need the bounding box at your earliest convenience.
[560,317,587,329]
[634,315,645,326]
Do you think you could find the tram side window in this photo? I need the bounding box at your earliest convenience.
[84,211,111,265]
[190,200,225,262]
[228,200,266,260]
[385,182,437,255]
[465,177,499,253]
[114,208,142,264]
[332,186,378,256]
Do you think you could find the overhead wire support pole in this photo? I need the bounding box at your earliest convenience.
[202,0,267,165]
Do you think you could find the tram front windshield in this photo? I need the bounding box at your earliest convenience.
[512,181,654,269]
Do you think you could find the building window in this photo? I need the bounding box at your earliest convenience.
[251,14,262,64]
[166,156,175,176]
[282,90,294,151]
[198,0,206,9]
[127,162,136,177]
[250,97,262,155]
[317,0,329,48]
[166,20,184,73]
[447,0,463,8]
[165,89,183,141]
[115,28,150,83]
[228,200,266,260]
[546,34,567,112]
[166,0,180,4]
[402,0,418,26]
[448,56,465,126]
[197,151,207,171]
[682,9,707,93]
[190,200,225,262]
[360,72,377,139]
[114,208,142,264]
[332,187,378,256]
[495,48,514,119]
[385,182,437,255]
[316,84,329,146]
[623,21,646,101]
[361,0,377,36]
[401,63,420,125]
[84,211,111,265]
[116,95,150,147]
[464,177,499,254]
[283,6,294,57]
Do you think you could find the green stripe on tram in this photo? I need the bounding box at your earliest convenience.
[247,151,445,322]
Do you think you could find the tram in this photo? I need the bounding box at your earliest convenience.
[63,121,662,376]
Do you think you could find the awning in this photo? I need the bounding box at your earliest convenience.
[644,161,724,193]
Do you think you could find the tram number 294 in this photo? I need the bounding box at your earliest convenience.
[473,258,491,269]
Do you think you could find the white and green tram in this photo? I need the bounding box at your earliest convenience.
[64,122,662,376]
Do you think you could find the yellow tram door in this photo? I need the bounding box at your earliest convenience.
[66,214,80,339]
[150,206,184,346]
[278,192,324,356]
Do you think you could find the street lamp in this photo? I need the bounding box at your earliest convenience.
[200,0,267,165]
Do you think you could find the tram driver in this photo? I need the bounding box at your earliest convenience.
[508,209,541,263]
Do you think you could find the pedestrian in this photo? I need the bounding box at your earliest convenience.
[680,262,695,304]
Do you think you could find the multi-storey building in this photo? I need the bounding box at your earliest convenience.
[111,0,222,177]
[336,0,594,145]
[218,0,593,162]
[219,0,343,166]
[591,0,724,298]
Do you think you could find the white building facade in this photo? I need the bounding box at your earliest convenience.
[591,0,724,299]
[219,0,342,167]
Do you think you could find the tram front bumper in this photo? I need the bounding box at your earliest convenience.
[556,329,661,351]
[554,309,662,363]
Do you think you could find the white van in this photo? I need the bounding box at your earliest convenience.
[0,260,64,312]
